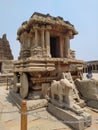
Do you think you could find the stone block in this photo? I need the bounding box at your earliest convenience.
[10,90,48,110]
[75,79,98,101]
[47,103,84,130]
[87,100,98,109]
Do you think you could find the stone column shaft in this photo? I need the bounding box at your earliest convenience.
[46,30,51,57]
[41,30,44,49]
[35,29,38,46]
[59,36,64,58]
[64,36,70,58]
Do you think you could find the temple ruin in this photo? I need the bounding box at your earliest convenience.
[83,60,98,73]
[0,34,13,60]
[11,12,93,130]
[13,12,84,98]
[0,34,14,86]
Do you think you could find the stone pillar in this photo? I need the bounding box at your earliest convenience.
[64,36,70,58]
[41,29,44,49]
[24,33,31,58]
[31,27,38,57]
[64,30,74,58]
[35,29,38,46]
[46,30,51,57]
[59,35,64,58]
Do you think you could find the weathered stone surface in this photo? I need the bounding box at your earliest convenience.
[75,78,98,101]
[50,72,85,112]
[17,12,79,59]
[42,83,51,99]
[48,103,92,130]
[12,12,92,130]
[14,12,84,99]
[0,60,14,86]
[47,103,84,130]
[49,73,92,129]
[0,34,14,86]
[10,89,48,110]
[20,73,28,98]
[51,78,74,108]
[87,100,98,109]
[1,60,14,74]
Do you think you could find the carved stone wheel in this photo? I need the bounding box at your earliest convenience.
[20,73,28,99]
[13,73,19,93]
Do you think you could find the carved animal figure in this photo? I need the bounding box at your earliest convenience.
[51,78,74,107]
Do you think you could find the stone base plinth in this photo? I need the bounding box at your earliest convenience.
[9,90,48,110]
[47,103,91,130]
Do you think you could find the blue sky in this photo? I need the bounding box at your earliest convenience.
[0,0,98,61]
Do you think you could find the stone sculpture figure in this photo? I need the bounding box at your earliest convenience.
[51,78,73,108]
[51,72,86,114]
[61,72,84,107]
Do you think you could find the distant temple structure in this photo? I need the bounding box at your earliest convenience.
[0,34,13,60]
[0,34,14,86]
[0,34,13,73]
[83,60,98,73]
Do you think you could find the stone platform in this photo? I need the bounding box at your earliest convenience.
[47,103,91,130]
[9,89,48,110]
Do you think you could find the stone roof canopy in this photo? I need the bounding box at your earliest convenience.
[17,12,78,37]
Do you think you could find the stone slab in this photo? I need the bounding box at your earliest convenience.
[9,89,48,110]
[87,100,98,109]
[47,103,84,130]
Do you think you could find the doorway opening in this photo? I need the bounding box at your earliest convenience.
[50,36,60,58]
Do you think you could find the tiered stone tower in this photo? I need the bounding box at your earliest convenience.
[0,34,13,60]
[0,34,14,86]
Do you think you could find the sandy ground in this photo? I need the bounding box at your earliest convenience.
[0,74,98,130]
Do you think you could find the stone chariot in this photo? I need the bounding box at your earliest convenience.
[13,12,83,99]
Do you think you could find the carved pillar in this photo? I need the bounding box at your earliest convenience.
[59,35,64,58]
[64,30,73,58]
[64,36,70,58]
[35,29,38,46]
[41,29,44,49]
[46,30,51,57]
[31,27,39,57]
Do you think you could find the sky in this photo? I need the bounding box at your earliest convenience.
[0,0,98,61]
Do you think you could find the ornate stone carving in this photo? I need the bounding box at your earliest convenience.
[51,72,85,113]
[31,46,43,57]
